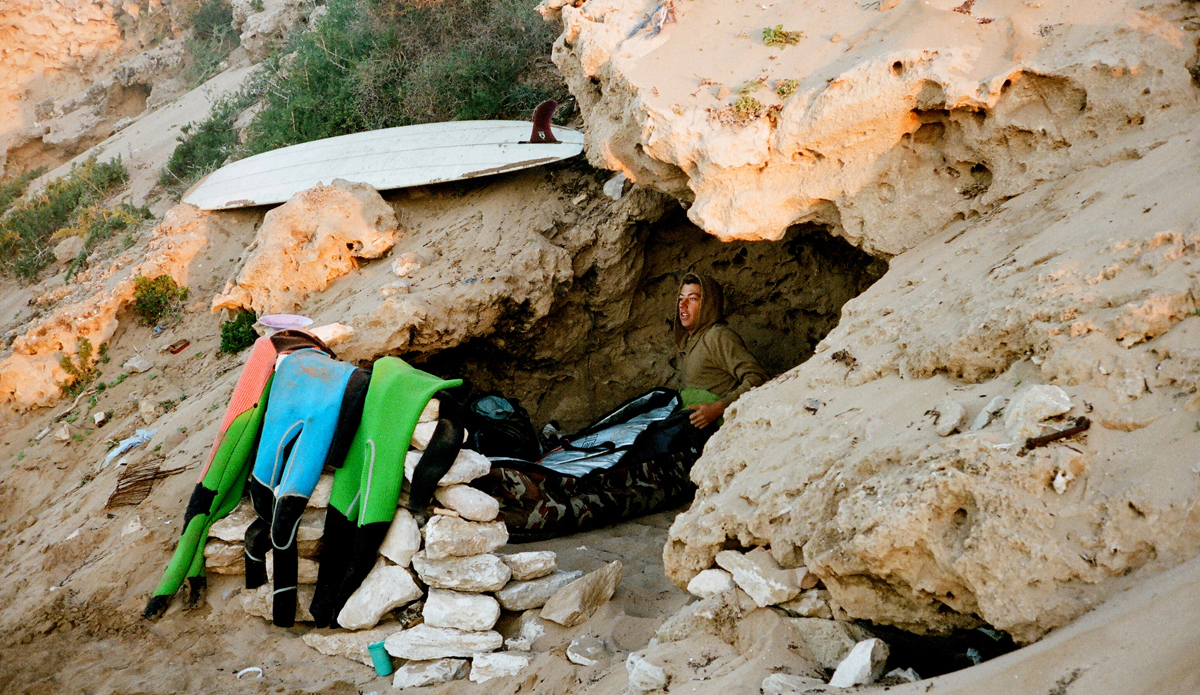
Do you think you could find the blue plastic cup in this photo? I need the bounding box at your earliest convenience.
[368,641,393,677]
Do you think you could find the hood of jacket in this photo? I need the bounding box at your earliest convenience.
[673,272,725,348]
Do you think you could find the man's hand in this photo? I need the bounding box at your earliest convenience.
[688,401,726,429]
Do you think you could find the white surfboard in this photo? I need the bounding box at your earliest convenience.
[183,120,584,210]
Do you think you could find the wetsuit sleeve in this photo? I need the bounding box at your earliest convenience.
[709,326,768,405]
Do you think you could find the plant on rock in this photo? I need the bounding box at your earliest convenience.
[132,275,190,326]
[59,338,106,396]
[219,310,258,353]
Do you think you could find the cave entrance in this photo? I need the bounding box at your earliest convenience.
[420,208,887,431]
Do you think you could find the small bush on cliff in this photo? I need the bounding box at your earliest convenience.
[0,157,129,280]
[0,167,46,219]
[185,0,238,86]
[762,25,804,47]
[219,310,258,353]
[59,338,106,397]
[132,275,190,327]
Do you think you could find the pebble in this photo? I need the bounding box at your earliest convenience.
[934,400,967,436]
[566,636,608,666]
[124,354,154,374]
[626,653,668,692]
[686,568,735,598]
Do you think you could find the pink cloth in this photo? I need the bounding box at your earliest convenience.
[196,337,279,482]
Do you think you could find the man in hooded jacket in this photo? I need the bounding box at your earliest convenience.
[674,272,769,430]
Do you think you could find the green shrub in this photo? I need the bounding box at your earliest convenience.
[185,0,238,86]
[59,338,104,396]
[762,25,804,47]
[159,92,254,192]
[132,275,190,326]
[64,202,152,279]
[0,167,46,219]
[0,157,128,280]
[219,310,258,353]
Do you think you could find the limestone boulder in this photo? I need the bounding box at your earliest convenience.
[422,516,508,559]
[829,638,890,688]
[302,622,400,666]
[686,568,735,599]
[423,589,501,632]
[435,485,500,522]
[392,658,470,688]
[787,619,875,671]
[406,448,492,486]
[212,179,398,315]
[496,570,582,612]
[1004,385,1073,441]
[470,652,532,683]
[378,507,421,567]
[714,549,800,608]
[203,541,244,575]
[384,624,503,661]
[242,584,315,623]
[501,551,557,581]
[337,560,422,630]
[412,551,512,592]
[541,561,621,627]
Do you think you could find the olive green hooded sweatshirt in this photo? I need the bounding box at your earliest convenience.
[673,273,768,406]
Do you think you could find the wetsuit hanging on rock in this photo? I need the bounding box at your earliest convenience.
[674,272,768,433]
[243,348,370,628]
[310,357,462,627]
[143,330,334,620]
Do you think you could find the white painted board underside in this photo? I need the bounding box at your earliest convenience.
[183,120,584,210]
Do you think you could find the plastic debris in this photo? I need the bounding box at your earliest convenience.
[236,667,263,679]
[102,429,156,468]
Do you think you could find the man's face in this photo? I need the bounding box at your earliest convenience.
[678,283,702,333]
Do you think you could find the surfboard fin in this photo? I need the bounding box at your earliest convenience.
[528,100,560,144]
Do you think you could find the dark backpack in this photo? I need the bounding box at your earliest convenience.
[463,393,541,461]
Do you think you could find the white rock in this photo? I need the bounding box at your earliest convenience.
[124,354,154,374]
[603,172,628,200]
[336,560,422,630]
[1004,385,1072,441]
[378,507,421,567]
[934,400,967,436]
[265,554,320,584]
[242,584,315,622]
[626,653,668,692]
[504,610,547,651]
[412,551,512,592]
[762,673,827,695]
[435,485,500,522]
[406,448,492,486]
[53,423,72,442]
[392,251,427,277]
[829,638,890,688]
[470,652,532,682]
[496,570,583,611]
[138,398,158,424]
[309,322,353,347]
[714,548,800,607]
[303,622,399,666]
[54,235,85,264]
[384,624,503,661]
[1053,468,1074,494]
[686,568,735,598]
[203,540,244,574]
[208,502,256,542]
[500,551,557,581]
[885,667,921,683]
[411,421,438,450]
[566,636,608,666]
[308,474,334,508]
[541,561,622,627]
[392,658,470,688]
[419,398,440,423]
[380,280,409,297]
[970,396,1008,431]
[423,515,508,559]
[424,589,501,632]
[92,411,107,426]
[777,589,832,619]
[788,618,876,670]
